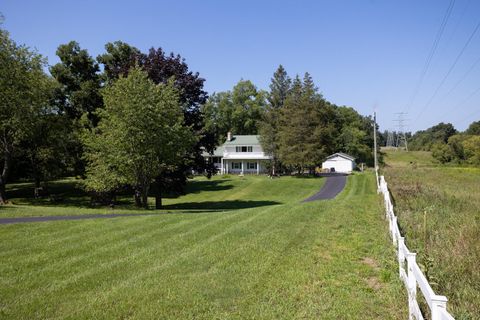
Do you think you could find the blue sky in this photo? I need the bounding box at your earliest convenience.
[2,0,480,132]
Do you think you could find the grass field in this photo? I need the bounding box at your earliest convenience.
[0,173,407,319]
[382,150,480,319]
[1,175,323,218]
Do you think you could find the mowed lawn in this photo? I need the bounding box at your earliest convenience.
[0,173,407,319]
[1,176,323,218]
[383,150,480,319]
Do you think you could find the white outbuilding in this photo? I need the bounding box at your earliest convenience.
[322,153,356,173]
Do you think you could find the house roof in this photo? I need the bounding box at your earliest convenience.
[325,152,355,161]
[223,135,260,145]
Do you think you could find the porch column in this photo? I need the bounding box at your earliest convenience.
[257,160,259,175]
[241,161,244,174]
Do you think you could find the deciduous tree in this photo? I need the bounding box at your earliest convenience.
[0,29,52,203]
[202,80,267,142]
[83,68,193,208]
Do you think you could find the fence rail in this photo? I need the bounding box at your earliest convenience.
[377,175,455,320]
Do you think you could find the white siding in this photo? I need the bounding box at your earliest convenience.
[322,156,354,173]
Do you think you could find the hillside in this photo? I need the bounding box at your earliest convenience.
[0,174,407,319]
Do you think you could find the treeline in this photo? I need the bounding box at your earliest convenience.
[0,28,214,206]
[203,66,377,174]
[1,27,376,207]
[405,122,480,165]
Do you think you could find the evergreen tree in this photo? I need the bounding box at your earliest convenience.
[278,75,308,172]
[268,65,291,109]
[301,72,335,171]
[259,65,291,175]
[278,73,338,174]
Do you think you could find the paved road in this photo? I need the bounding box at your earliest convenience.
[303,173,347,202]
[0,213,155,225]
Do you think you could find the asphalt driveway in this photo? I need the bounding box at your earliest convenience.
[303,173,347,202]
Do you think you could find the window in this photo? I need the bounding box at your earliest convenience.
[247,162,257,170]
[232,162,242,169]
[213,157,221,164]
[235,146,253,152]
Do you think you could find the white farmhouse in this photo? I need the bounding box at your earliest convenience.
[322,153,356,173]
[204,132,271,174]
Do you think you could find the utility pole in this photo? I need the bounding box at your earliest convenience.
[393,112,409,151]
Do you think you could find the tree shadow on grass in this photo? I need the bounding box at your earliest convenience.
[5,178,246,211]
[174,179,233,197]
[163,200,280,211]
[6,180,94,208]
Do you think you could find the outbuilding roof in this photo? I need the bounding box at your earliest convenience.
[324,152,355,161]
[223,135,260,145]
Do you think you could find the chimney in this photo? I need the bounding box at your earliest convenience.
[227,131,232,142]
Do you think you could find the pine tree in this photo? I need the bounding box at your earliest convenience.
[277,72,337,174]
[259,65,291,175]
[268,65,291,109]
[278,75,309,172]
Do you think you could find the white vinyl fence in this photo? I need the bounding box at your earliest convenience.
[377,175,455,320]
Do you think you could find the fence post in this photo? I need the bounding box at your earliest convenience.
[431,295,448,320]
[392,216,398,245]
[398,237,405,277]
[406,252,417,320]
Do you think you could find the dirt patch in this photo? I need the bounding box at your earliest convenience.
[361,257,380,271]
[366,276,383,291]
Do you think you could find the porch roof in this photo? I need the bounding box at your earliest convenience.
[223,155,270,160]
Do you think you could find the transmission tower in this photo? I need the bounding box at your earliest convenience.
[393,112,409,151]
[386,129,395,147]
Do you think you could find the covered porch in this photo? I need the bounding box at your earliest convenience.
[221,159,265,175]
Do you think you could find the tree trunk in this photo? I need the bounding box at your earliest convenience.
[134,186,142,207]
[141,185,149,209]
[0,180,7,205]
[0,151,11,205]
[154,177,163,209]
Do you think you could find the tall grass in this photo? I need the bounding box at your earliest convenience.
[383,150,480,319]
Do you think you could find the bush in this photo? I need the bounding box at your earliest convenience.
[431,143,454,164]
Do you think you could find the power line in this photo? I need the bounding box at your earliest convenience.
[405,0,455,113]
[451,85,480,123]
[458,109,480,128]
[442,54,480,99]
[443,0,471,50]
[415,18,480,121]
